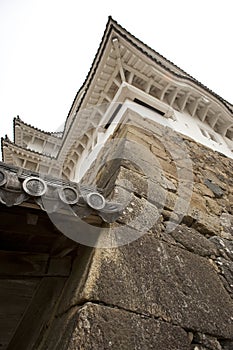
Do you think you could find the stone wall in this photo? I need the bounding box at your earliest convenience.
[39,111,233,350]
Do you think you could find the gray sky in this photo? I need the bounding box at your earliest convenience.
[0,0,232,142]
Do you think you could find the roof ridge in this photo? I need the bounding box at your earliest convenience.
[14,116,63,139]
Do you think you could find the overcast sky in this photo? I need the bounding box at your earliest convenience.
[0,0,232,144]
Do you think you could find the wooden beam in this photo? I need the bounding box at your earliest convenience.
[51,234,78,257]
[127,54,136,66]
[96,66,119,106]
[112,38,126,82]
[124,63,163,90]
[113,78,121,87]
[7,277,67,350]
[48,257,72,276]
[0,206,58,238]
[128,71,134,84]
[0,279,39,350]
[0,251,48,276]
[101,91,112,102]
[134,58,142,69]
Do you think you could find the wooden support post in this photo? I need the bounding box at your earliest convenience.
[7,277,67,350]
[207,112,220,128]
[188,97,201,117]
[197,103,211,122]
[157,83,171,101]
[167,87,179,106]
[112,38,126,82]
[177,92,190,111]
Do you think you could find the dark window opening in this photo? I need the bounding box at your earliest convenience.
[104,104,122,129]
[133,98,165,116]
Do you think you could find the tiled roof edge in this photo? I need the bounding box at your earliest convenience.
[63,16,233,141]
[14,116,63,140]
[110,18,233,113]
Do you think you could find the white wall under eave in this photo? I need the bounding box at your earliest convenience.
[172,109,233,158]
[117,99,233,160]
[73,99,233,181]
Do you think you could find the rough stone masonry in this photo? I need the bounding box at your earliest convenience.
[38,111,233,350]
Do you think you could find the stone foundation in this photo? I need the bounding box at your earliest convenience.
[37,114,233,350]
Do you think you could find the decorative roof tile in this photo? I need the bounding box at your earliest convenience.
[0,161,123,224]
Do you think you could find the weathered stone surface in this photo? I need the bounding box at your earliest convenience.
[194,182,215,198]
[155,156,178,178]
[205,197,222,216]
[113,166,167,208]
[170,225,218,257]
[192,332,222,350]
[77,235,233,338]
[165,191,188,214]
[190,192,208,213]
[204,179,224,198]
[120,139,168,184]
[201,170,228,191]
[182,208,221,237]
[209,236,233,261]
[215,257,233,295]
[220,213,233,238]
[150,144,169,160]
[46,117,233,348]
[111,186,161,232]
[56,248,95,316]
[220,339,233,350]
[52,303,190,350]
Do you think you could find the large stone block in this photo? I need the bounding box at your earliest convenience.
[51,303,190,350]
[169,225,218,257]
[76,118,233,347]
[79,235,233,338]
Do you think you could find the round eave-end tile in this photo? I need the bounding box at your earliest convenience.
[0,170,7,187]
[58,186,79,205]
[23,177,47,197]
[86,192,106,210]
